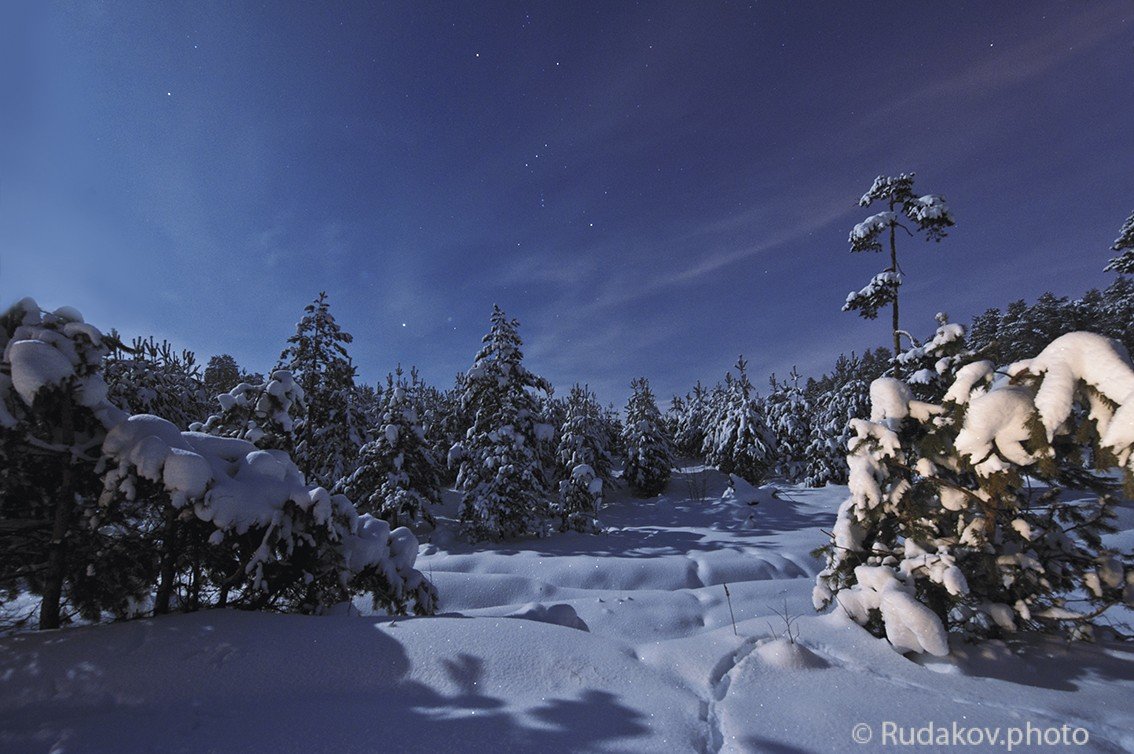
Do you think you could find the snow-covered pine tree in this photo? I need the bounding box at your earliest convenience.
[673,382,709,460]
[452,306,553,541]
[104,336,209,429]
[99,414,438,617]
[278,292,365,486]
[350,382,383,441]
[419,376,466,487]
[665,394,685,452]
[766,368,811,482]
[191,370,306,453]
[1104,209,1134,274]
[1101,276,1134,356]
[602,402,626,459]
[813,332,1134,656]
[798,349,893,487]
[622,377,674,497]
[203,354,242,399]
[0,299,143,629]
[966,307,1002,362]
[843,173,955,355]
[702,357,776,486]
[335,370,441,529]
[534,389,566,487]
[553,385,613,532]
[801,354,873,487]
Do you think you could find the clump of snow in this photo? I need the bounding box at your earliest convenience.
[953,386,1040,475]
[869,377,911,424]
[897,321,964,368]
[843,418,901,512]
[6,339,76,405]
[832,566,948,656]
[1010,332,1134,442]
[848,211,896,245]
[907,194,950,223]
[0,298,125,430]
[843,270,901,309]
[880,589,950,656]
[943,360,994,405]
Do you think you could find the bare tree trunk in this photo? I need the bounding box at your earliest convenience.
[39,402,74,630]
[153,504,179,615]
[889,209,901,356]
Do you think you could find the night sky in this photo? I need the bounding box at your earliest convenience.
[3,2,1132,405]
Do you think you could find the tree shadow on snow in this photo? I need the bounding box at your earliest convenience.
[0,610,655,754]
[939,634,1134,693]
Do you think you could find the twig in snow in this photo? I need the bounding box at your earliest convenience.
[723,582,737,636]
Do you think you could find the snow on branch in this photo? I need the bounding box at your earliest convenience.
[842,271,901,319]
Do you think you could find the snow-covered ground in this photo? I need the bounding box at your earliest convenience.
[2,466,1132,753]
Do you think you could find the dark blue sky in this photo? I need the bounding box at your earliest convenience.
[3,2,1132,405]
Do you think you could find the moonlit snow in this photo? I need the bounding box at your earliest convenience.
[2,466,1131,753]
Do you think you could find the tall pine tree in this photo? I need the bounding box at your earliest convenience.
[843,173,955,355]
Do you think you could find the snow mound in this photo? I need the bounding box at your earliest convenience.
[506,602,590,632]
[753,638,829,670]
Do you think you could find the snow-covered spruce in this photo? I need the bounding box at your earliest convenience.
[1105,209,1134,274]
[553,385,612,533]
[622,377,674,497]
[451,306,554,541]
[278,292,366,487]
[98,414,436,615]
[843,173,955,355]
[814,332,1134,655]
[701,357,775,486]
[670,382,709,460]
[766,369,811,482]
[335,372,441,530]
